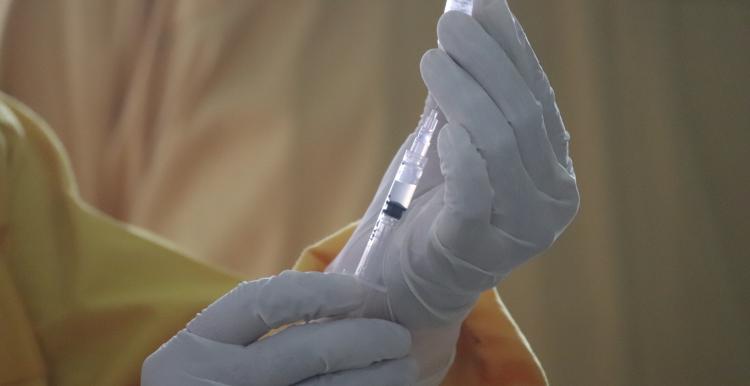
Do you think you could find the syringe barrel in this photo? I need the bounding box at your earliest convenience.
[444,0,474,14]
[354,214,397,282]
[385,109,438,216]
[352,0,473,286]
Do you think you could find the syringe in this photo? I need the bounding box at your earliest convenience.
[354,0,474,286]
[443,0,474,15]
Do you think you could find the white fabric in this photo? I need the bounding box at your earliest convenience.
[328,1,580,384]
[142,271,417,386]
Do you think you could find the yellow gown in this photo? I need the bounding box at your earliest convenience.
[0,93,546,385]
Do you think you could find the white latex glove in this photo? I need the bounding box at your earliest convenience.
[142,271,417,386]
[328,0,580,383]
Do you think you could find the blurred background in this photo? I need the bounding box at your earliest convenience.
[1,1,748,385]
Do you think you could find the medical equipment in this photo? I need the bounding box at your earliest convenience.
[353,0,474,286]
[444,0,474,14]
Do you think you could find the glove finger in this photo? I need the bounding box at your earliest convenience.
[438,11,570,198]
[142,330,257,386]
[420,48,526,181]
[429,124,535,288]
[440,11,539,123]
[187,271,368,345]
[437,123,492,222]
[293,357,418,386]
[421,48,536,218]
[246,318,412,385]
[474,0,571,168]
[181,374,232,386]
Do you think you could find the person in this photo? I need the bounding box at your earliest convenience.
[0,0,578,385]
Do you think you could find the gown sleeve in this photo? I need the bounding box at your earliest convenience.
[0,93,239,385]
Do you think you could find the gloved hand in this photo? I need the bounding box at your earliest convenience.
[142,270,417,386]
[328,0,580,383]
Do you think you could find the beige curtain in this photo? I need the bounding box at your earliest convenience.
[501,1,750,385]
[0,0,442,277]
[1,1,747,385]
